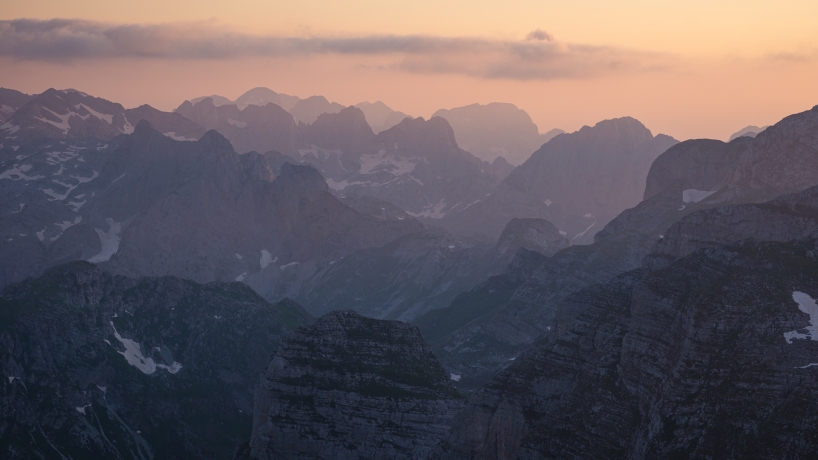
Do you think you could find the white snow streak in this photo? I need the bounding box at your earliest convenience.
[682,189,716,204]
[260,250,275,269]
[784,291,818,344]
[109,321,182,375]
[88,219,122,263]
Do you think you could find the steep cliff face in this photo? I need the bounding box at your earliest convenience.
[439,239,818,459]
[249,311,463,460]
[440,117,677,243]
[0,262,313,459]
[421,103,818,393]
[648,184,818,266]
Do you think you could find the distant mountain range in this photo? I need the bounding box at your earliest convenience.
[433,102,564,165]
[4,81,818,459]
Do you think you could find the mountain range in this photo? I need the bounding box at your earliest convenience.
[4,82,818,459]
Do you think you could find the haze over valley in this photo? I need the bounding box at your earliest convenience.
[2,2,818,459]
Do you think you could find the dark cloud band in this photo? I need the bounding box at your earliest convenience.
[0,18,672,80]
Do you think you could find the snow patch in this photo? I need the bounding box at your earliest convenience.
[50,216,82,242]
[784,291,818,344]
[35,108,72,134]
[450,373,461,382]
[280,262,299,270]
[12,203,24,213]
[235,253,243,260]
[235,272,247,282]
[67,199,86,212]
[326,178,371,191]
[0,122,19,134]
[583,213,594,218]
[358,151,417,175]
[74,103,113,124]
[544,199,553,206]
[163,132,197,141]
[8,376,18,383]
[407,199,447,219]
[121,116,134,134]
[0,165,44,181]
[42,170,98,201]
[260,250,276,269]
[75,405,90,415]
[573,222,596,241]
[682,189,716,204]
[88,219,122,263]
[109,321,182,375]
[228,118,247,128]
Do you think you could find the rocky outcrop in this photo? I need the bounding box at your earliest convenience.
[438,238,818,459]
[354,101,410,133]
[0,87,32,124]
[174,97,306,154]
[495,218,570,258]
[0,88,206,146]
[420,105,818,393]
[648,184,818,266]
[0,120,423,295]
[0,261,313,459]
[298,114,499,224]
[289,96,346,124]
[440,117,677,243]
[432,102,546,165]
[249,311,463,460]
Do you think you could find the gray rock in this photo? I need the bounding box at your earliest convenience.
[0,261,313,459]
[249,311,464,460]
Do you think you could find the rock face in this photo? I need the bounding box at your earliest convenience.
[1,88,205,146]
[648,184,818,266]
[729,124,769,141]
[289,96,346,124]
[354,101,410,133]
[495,218,570,258]
[440,117,677,243]
[249,310,463,460]
[438,238,818,459]
[0,120,423,295]
[432,102,548,165]
[174,97,306,154]
[0,88,33,124]
[298,112,501,222]
[0,261,313,459]
[419,105,818,392]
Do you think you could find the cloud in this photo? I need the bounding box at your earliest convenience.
[525,29,554,42]
[0,19,673,80]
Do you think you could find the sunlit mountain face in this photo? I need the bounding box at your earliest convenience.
[2,2,818,458]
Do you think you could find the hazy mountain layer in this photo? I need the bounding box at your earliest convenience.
[432,102,554,165]
[0,120,422,293]
[439,117,677,243]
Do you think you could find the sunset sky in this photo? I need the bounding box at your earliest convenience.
[2,0,817,140]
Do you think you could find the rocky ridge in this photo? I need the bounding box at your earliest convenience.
[249,310,463,460]
[0,261,313,459]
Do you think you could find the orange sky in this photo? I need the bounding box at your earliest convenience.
[2,0,817,140]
